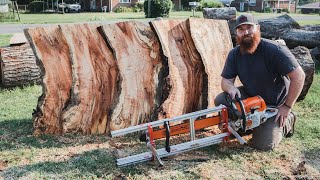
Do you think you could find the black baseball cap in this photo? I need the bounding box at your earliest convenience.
[235,14,258,29]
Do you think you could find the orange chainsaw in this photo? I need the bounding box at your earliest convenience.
[111,95,278,167]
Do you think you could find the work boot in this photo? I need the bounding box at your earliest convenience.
[285,112,296,138]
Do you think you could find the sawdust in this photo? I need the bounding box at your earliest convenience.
[0,160,8,171]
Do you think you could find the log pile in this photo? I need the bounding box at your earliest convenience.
[25,19,233,135]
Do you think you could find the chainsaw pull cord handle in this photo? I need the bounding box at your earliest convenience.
[235,94,247,132]
[164,121,171,152]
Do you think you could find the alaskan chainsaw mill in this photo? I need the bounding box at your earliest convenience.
[111,95,278,167]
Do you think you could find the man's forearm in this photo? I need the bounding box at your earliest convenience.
[221,78,236,93]
[284,66,306,107]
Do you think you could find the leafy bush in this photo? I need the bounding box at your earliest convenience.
[196,0,223,11]
[28,1,46,13]
[133,2,144,12]
[114,6,133,13]
[282,8,289,13]
[264,7,271,13]
[143,0,172,18]
[0,13,17,22]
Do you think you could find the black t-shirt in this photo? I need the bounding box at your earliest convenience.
[221,38,299,106]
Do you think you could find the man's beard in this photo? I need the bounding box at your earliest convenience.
[236,30,261,54]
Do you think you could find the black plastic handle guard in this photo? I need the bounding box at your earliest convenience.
[235,94,247,132]
[164,121,171,152]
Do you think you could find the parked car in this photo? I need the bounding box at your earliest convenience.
[58,2,81,13]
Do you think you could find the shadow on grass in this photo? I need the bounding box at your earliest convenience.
[0,149,121,178]
[304,147,320,172]
[0,118,112,151]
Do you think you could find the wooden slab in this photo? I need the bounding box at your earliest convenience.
[98,21,163,130]
[189,18,233,108]
[59,24,118,134]
[25,26,73,135]
[150,19,205,119]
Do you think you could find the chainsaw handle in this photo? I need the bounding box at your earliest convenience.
[164,121,170,152]
[235,95,247,132]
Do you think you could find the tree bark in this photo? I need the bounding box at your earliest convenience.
[0,43,41,88]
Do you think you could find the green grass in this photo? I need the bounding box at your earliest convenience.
[0,34,12,46]
[1,11,318,25]
[0,11,204,24]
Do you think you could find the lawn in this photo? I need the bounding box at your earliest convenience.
[0,21,319,179]
[0,11,319,25]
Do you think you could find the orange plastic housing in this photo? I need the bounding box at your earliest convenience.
[236,96,267,113]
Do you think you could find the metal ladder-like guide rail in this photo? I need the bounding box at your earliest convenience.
[111,105,234,167]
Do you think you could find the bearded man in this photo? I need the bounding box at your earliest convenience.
[214,14,306,151]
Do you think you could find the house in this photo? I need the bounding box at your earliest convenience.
[229,0,295,12]
[81,0,180,12]
[0,0,9,13]
[297,2,320,14]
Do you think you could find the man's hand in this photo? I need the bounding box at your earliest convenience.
[221,78,240,99]
[274,104,291,127]
[228,87,241,99]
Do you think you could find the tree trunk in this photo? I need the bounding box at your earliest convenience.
[290,46,315,101]
[0,43,41,88]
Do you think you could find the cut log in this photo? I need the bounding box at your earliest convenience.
[283,29,320,49]
[290,46,315,101]
[189,18,233,108]
[310,46,320,66]
[202,7,236,21]
[59,24,118,134]
[98,21,163,131]
[9,33,28,45]
[258,14,300,39]
[0,43,40,88]
[25,26,73,135]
